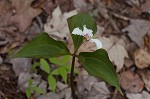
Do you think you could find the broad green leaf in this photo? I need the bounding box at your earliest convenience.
[32,86,44,94]
[59,68,67,83]
[78,49,121,93]
[26,87,31,99]
[67,13,97,51]
[40,59,50,74]
[13,33,70,58]
[48,75,56,92]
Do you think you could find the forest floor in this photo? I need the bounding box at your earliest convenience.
[0,0,150,99]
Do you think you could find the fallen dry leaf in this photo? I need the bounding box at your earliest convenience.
[124,58,134,68]
[37,92,60,99]
[44,6,77,41]
[73,0,93,12]
[76,68,110,99]
[120,70,144,93]
[138,69,150,91]
[141,0,150,13]
[0,56,3,64]
[134,49,150,69]
[122,19,150,47]
[124,0,140,6]
[144,31,150,50]
[56,81,68,91]
[0,28,25,54]
[18,72,41,92]
[9,0,42,32]
[108,44,128,72]
[10,58,32,76]
[100,36,128,72]
[126,91,150,99]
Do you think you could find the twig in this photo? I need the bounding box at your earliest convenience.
[0,91,8,99]
[108,14,121,33]
[112,89,118,99]
[110,11,131,21]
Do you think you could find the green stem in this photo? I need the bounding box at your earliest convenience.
[70,55,76,99]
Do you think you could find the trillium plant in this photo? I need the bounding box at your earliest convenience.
[13,13,122,99]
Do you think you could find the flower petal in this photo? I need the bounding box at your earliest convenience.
[72,27,83,36]
[83,25,93,38]
[90,39,102,49]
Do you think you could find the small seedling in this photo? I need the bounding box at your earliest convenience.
[26,79,44,99]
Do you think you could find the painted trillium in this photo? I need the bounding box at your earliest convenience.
[72,25,102,49]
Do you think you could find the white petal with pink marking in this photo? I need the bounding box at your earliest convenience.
[82,25,93,38]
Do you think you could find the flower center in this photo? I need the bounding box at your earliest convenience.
[84,33,91,39]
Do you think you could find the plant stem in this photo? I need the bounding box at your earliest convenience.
[70,55,76,99]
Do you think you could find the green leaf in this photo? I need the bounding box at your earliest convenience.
[13,33,70,58]
[32,86,44,94]
[40,59,50,74]
[28,79,33,87]
[26,87,31,99]
[49,57,61,65]
[59,68,67,83]
[78,49,122,93]
[31,62,40,72]
[51,68,60,75]
[64,65,78,74]
[61,55,71,65]
[49,55,71,66]
[67,13,97,51]
[48,74,56,92]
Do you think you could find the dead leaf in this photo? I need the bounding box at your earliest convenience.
[25,20,43,40]
[18,72,41,92]
[124,58,134,68]
[124,0,140,6]
[44,6,77,41]
[108,44,128,72]
[141,0,150,13]
[0,56,3,64]
[100,36,128,72]
[126,91,150,99]
[138,69,150,91]
[134,49,150,69]
[144,31,150,50]
[120,70,144,93]
[9,0,42,32]
[122,19,150,47]
[76,68,110,99]
[73,0,93,12]
[37,92,60,99]
[10,58,32,76]
[91,82,110,99]
[57,81,68,91]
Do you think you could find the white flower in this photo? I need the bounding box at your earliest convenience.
[89,39,102,49]
[72,25,102,49]
[72,27,83,36]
